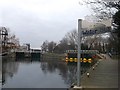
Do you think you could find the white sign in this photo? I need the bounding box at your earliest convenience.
[82,27,111,36]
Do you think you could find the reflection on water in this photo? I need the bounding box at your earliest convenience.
[2,57,90,88]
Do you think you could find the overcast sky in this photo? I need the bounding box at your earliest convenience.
[0,0,92,48]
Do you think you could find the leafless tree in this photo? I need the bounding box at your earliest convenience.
[41,40,49,52]
[80,0,120,54]
[48,41,56,53]
[65,29,78,45]
[80,0,119,20]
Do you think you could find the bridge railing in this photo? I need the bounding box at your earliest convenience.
[65,50,99,54]
[65,50,98,63]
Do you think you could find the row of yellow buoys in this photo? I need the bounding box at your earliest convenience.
[65,57,92,63]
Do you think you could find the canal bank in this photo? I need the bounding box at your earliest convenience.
[70,54,118,89]
[41,53,64,61]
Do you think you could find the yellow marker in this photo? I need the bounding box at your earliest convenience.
[66,59,68,62]
[74,58,77,62]
[88,58,92,63]
[66,57,68,59]
[66,57,68,60]
[83,58,87,63]
[80,58,82,62]
[65,57,68,62]
[65,61,68,64]
[70,58,73,62]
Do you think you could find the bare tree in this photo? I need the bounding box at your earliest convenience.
[41,40,49,52]
[0,27,20,53]
[48,41,56,53]
[64,29,78,50]
[65,29,78,45]
[80,0,120,54]
[80,0,119,20]
[56,37,69,53]
[8,34,20,46]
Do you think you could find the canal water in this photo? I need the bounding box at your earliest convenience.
[2,56,90,88]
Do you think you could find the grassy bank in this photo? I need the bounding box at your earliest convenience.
[42,53,65,61]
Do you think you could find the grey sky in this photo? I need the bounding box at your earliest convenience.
[0,0,92,48]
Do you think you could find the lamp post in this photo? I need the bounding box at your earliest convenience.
[77,19,82,86]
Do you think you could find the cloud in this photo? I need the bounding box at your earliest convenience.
[0,0,92,48]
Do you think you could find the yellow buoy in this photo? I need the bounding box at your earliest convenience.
[70,58,73,62]
[65,60,68,62]
[80,58,82,62]
[83,58,87,63]
[65,57,68,62]
[74,58,77,62]
[88,58,92,63]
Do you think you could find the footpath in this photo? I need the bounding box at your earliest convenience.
[80,54,118,88]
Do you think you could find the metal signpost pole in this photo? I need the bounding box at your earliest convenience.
[77,19,82,87]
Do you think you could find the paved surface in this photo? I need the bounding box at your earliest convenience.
[80,54,118,88]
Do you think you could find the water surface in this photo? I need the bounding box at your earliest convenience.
[2,57,79,88]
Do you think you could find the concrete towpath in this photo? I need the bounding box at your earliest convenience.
[80,54,118,88]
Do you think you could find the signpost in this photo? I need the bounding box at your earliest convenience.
[82,27,111,36]
[77,19,82,87]
[76,19,111,88]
